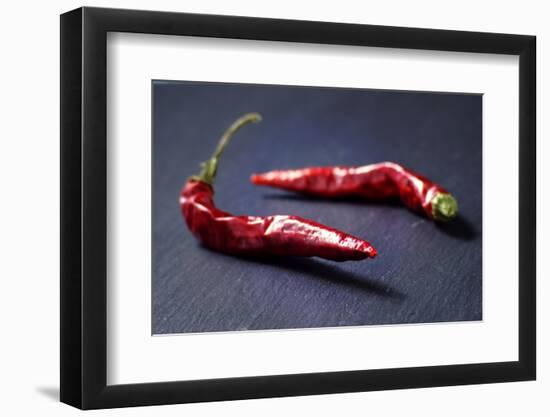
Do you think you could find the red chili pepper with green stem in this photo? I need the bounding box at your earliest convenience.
[180,113,377,261]
[251,164,458,221]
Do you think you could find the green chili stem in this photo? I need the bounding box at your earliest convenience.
[192,112,262,185]
[431,192,458,221]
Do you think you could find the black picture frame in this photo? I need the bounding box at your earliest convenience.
[60,6,536,410]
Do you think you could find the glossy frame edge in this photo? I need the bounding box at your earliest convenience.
[60,6,536,410]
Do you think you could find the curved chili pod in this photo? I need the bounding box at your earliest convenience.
[180,114,377,261]
[251,163,458,221]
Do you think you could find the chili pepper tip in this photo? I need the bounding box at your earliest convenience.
[366,246,377,258]
[431,192,458,221]
[250,173,266,185]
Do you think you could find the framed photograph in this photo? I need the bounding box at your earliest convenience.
[60,6,536,409]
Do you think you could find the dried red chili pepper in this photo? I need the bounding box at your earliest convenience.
[251,163,458,221]
[180,113,377,261]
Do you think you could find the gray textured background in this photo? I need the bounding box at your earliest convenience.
[152,81,482,334]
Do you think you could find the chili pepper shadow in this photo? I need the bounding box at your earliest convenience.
[261,192,403,208]
[435,215,477,241]
[202,246,405,302]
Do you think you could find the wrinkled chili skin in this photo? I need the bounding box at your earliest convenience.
[180,179,377,261]
[251,162,452,219]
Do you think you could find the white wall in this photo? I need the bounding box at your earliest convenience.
[0,0,545,415]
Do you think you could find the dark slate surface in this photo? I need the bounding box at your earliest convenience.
[152,81,482,334]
